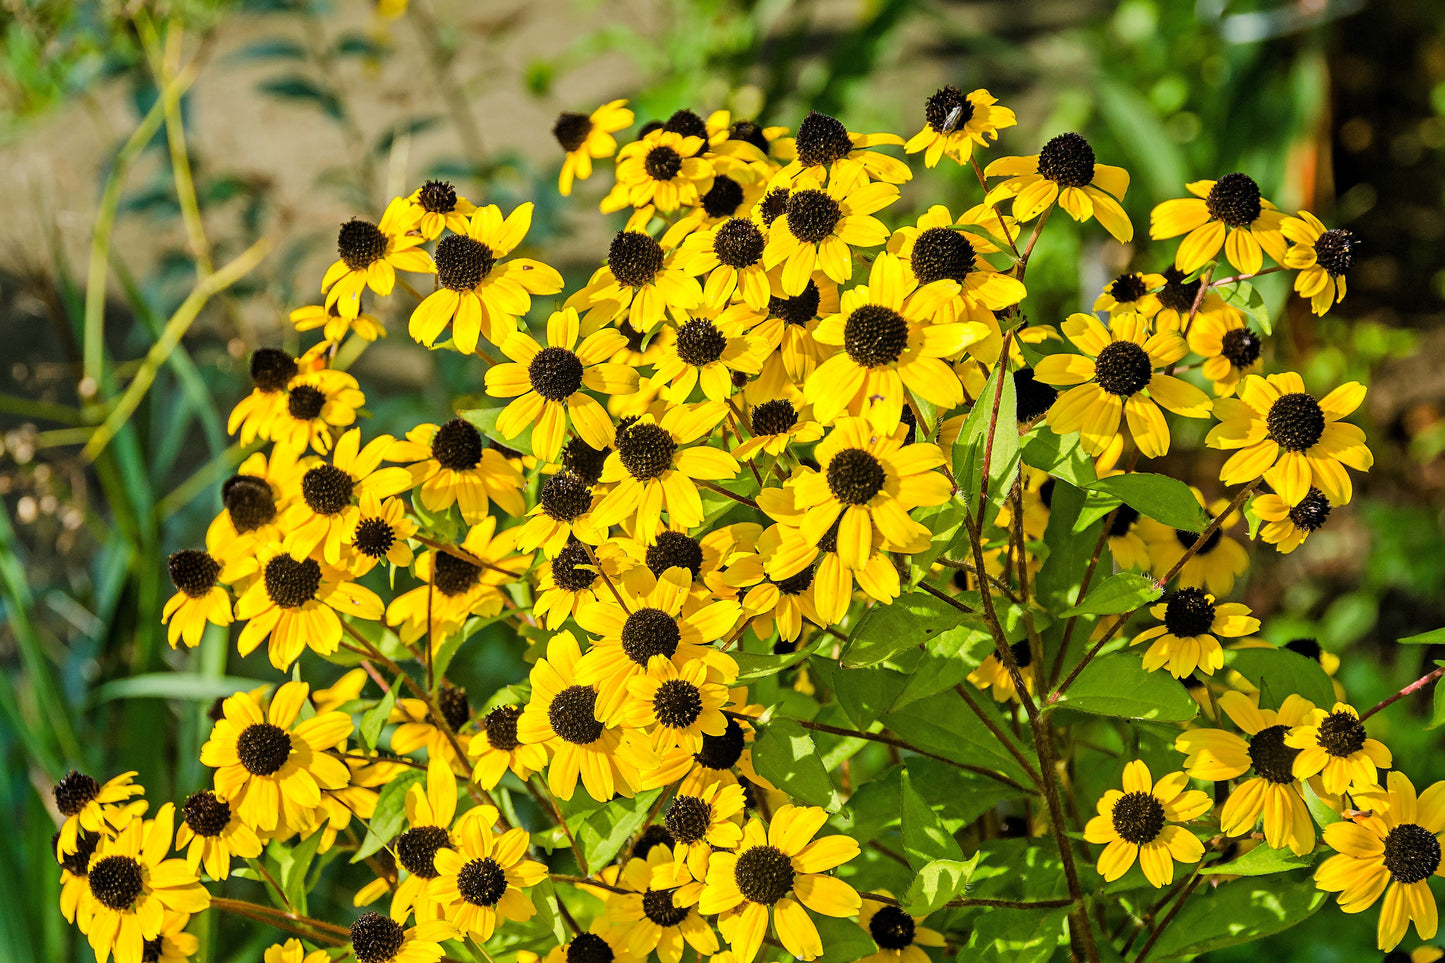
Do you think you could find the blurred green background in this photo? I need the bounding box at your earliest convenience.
[2,0,1444,959]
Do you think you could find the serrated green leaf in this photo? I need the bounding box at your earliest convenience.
[1225,648,1336,711]
[900,770,965,869]
[359,676,400,751]
[1201,843,1316,876]
[1056,653,1197,721]
[354,769,425,861]
[903,855,979,917]
[1087,473,1209,532]
[1060,572,1161,617]
[751,718,842,811]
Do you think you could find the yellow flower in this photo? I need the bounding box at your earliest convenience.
[554,100,634,197]
[52,770,145,861]
[269,367,367,456]
[264,938,333,963]
[543,930,637,963]
[566,212,703,333]
[719,269,839,393]
[622,656,733,759]
[1187,307,1262,397]
[1253,485,1334,554]
[652,316,766,403]
[226,345,326,446]
[904,85,1016,167]
[174,789,262,880]
[484,307,638,461]
[1137,490,1250,596]
[205,448,312,566]
[1150,173,1287,276]
[762,167,898,296]
[1083,759,1211,887]
[985,132,1132,241]
[385,519,528,648]
[604,129,715,213]
[966,641,1036,704]
[1093,271,1166,322]
[1175,690,1319,854]
[1315,771,1445,951]
[676,214,772,311]
[1034,313,1212,458]
[389,756,475,923]
[776,109,911,188]
[345,912,454,963]
[409,202,564,354]
[386,418,526,523]
[532,538,635,631]
[856,895,947,963]
[1206,372,1373,506]
[56,827,102,925]
[322,196,434,319]
[78,802,209,963]
[1282,211,1357,315]
[1130,588,1259,678]
[390,688,472,775]
[400,179,477,239]
[283,428,416,566]
[199,681,352,833]
[233,543,383,670]
[343,493,418,575]
[1286,701,1393,796]
[732,399,824,463]
[791,417,951,571]
[699,804,861,963]
[517,630,640,802]
[660,781,747,879]
[517,472,608,558]
[468,705,549,790]
[290,300,386,344]
[608,843,720,963]
[162,549,234,649]
[721,525,823,643]
[431,812,547,940]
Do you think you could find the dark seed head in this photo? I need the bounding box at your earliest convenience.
[924,84,973,134]
[551,539,599,593]
[1158,266,1201,313]
[642,888,691,926]
[632,823,676,860]
[621,608,682,666]
[769,281,821,327]
[1266,393,1326,452]
[773,564,816,596]
[54,829,99,875]
[663,109,708,144]
[433,551,481,597]
[1036,132,1096,189]
[694,716,746,770]
[675,319,729,368]
[1109,273,1148,304]
[566,933,615,963]
[759,187,790,227]
[910,226,976,285]
[734,844,795,904]
[713,218,765,269]
[1108,504,1141,538]
[457,856,507,906]
[554,112,594,153]
[665,794,713,844]
[302,464,355,516]
[561,437,610,486]
[142,937,163,962]
[752,399,799,436]
[1287,488,1332,532]
[88,855,145,910]
[1220,328,1262,370]
[354,517,396,559]
[287,385,326,421]
[1315,711,1368,758]
[638,121,665,138]
[53,771,100,817]
[815,516,843,555]
[1314,229,1357,276]
[223,475,277,533]
[236,722,293,776]
[1008,639,1033,669]
[1093,341,1153,397]
[549,685,605,745]
[168,550,221,599]
[396,824,451,879]
[646,531,704,580]
[417,179,458,214]
[1163,588,1216,638]
[183,790,232,837]
[1014,367,1059,423]
[1246,725,1299,784]
[438,684,470,731]
[869,904,917,949]
[653,679,704,729]
[338,219,387,271]
[608,231,665,288]
[617,422,677,481]
[1382,823,1442,884]
[644,145,684,182]
[435,234,496,291]
[795,110,853,168]
[263,555,322,609]
[528,346,585,401]
[483,705,522,752]
[350,912,405,963]
[432,417,484,471]
[1039,478,1055,510]
[785,189,842,245]
[843,304,909,368]
[827,448,886,505]
[1285,638,1322,662]
[701,175,746,219]
[729,120,770,152]
[541,473,593,523]
[1204,173,1263,228]
[1110,791,1166,844]
[250,348,298,393]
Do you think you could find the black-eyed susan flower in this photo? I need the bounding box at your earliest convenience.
[484,308,638,460]
[343,493,417,575]
[516,630,639,802]
[699,804,861,963]
[1283,211,1357,315]
[661,172,769,251]
[270,367,367,456]
[469,705,549,790]
[641,713,769,795]
[591,403,741,533]
[205,449,310,563]
[390,687,472,775]
[567,215,703,333]
[1287,701,1392,796]
[409,202,564,354]
[543,930,636,963]
[1206,372,1373,506]
[53,770,144,860]
[1105,503,1152,572]
[264,939,333,963]
[554,100,634,196]
[676,215,772,311]
[1254,485,1333,554]
[431,812,547,940]
[284,428,415,566]
[162,549,233,649]
[199,681,353,833]
[985,132,1133,242]
[1175,690,1319,855]
[1083,759,1210,887]
[55,828,101,925]
[234,543,382,669]
[762,497,902,625]
[131,910,196,963]
[1093,271,1166,322]
[719,271,839,395]
[778,109,910,187]
[791,417,951,571]
[78,802,210,963]
[1130,587,1259,679]
[174,789,262,880]
[604,129,715,213]
[733,399,823,463]
[651,316,765,403]
[609,843,719,963]
[400,179,476,239]
[967,640,1036,704]
[517,472,607,557]
[346,912,453,963]
[762,168,898,295]
[290,300,386,344]
[1034,313,1211,458]
[386,520,528,647]
[904,85,1016,167]
[1150,173,1287,276]
[389,756,473,922]
[662,780,747,879]
[622,656,733,758]
[532,537,634,631]
[1187,307,1262,397]
[1315,771,1445,951]
[322,198,434,319]
[226,346,307,446]
[388,417,527,524]
[856,895,946,963]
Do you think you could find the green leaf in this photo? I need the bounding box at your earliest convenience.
[1144,876,1328,960]
[1019,429,1097,488]
[359,676,400,751]
[88,674,272,705]
[1430,665,1445,730]
[751,718,842,811]
[1225,647,1336,711]
[271,829,323,915]
[1060,572,1161,617]
[1398,626,1445,645]
[842,590,979,668]
[574,789,662,873]
[1056,653,1198,721]
[1087,473,1209,532]
[732,639,821,681]
[890,623,994,712]
[1201,843,1316,876]
[813,914,880,963]
[907,498,970,587]
[256,75,343,120]
[834,665,909,731]
[906,757,1022,831]
[902,856,979,917]
[900,770,965,869]
[1302,780,1342,829]
[962,906,1072,963]
[459,407,534,457]
[886,691,1031,784]
[953,360,1020,507]
[354,769,425,861]
[1034,481,1101,616]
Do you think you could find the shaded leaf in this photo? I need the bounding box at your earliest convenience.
[1061,572,1161,617]
[1087,473,1209,532]
[1056,653,1198,721]
[752,718,841,811]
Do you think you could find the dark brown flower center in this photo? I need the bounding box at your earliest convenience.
[263,555,322,608]
[561,437,610,485]
[1036,132,1095,188]
[550,539,599,593]
[541,473,593,522]
[54,829,99,875]
[483,705,522,752]
[664,794,713,844]
[785,189,842,244]
[653,679,704,729]
[458,856,508,906]
[769,281,821,326]
[1014,367,1059,423]
[1220,328,1262,370]
[617,422,677,480]
[870,904,917,949]
[529,346,584,401]
[553,112,593,152]
[435,234,496,291]
[675,319,729,368]
[608,231,665,288]
[1158,265,1200,313]
[338,219,387,271]
[168,549,220,598]
[88,855,145,910]
[236,722,292,776]
[1111,791,1166,844]
[183,790,232,837]
[1383,823,1442,884]
[1246,724,1300,784]
[354,517,396,559]
[1093,341,1153,397]
[396,824,451,879]
[663,109,708,144]
[752,399,799,436]
[701,175,745,219]
[53,771,99,817]
[632,824,676,860]
[827,448,886,505]
[1287,488,1332,532]
[642,887,691,926]
[1316,711,1368,758]
[287,385,326,421]
[1110,273,1148,303]
[1266,393,1326,452]
[759,187,790,227]
[644,145,684,182]
[795,110,853,168]
[924,84,973,134]
[729,120,770,151]
[417,179,457,213]
[302,464,355,516]
[350,912,405,963]
[438,684,470,731]
[1162,587,1215,638]
[250,348,298,393]
[911,226,976,285]
[1314,228,1357,276]
[773,564,816,596]
[432,417,484,471]
[734,845,795,904]
[566,933,615,963]
[713,218,765,269]
[433,551,482,597]
[695,716,746,771]
[1205,173,1263,228]
[621,608,682,666]
[646,531,703,580]
[223,475,276,533]
[844,304,909,367]
[549,685,604,745]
